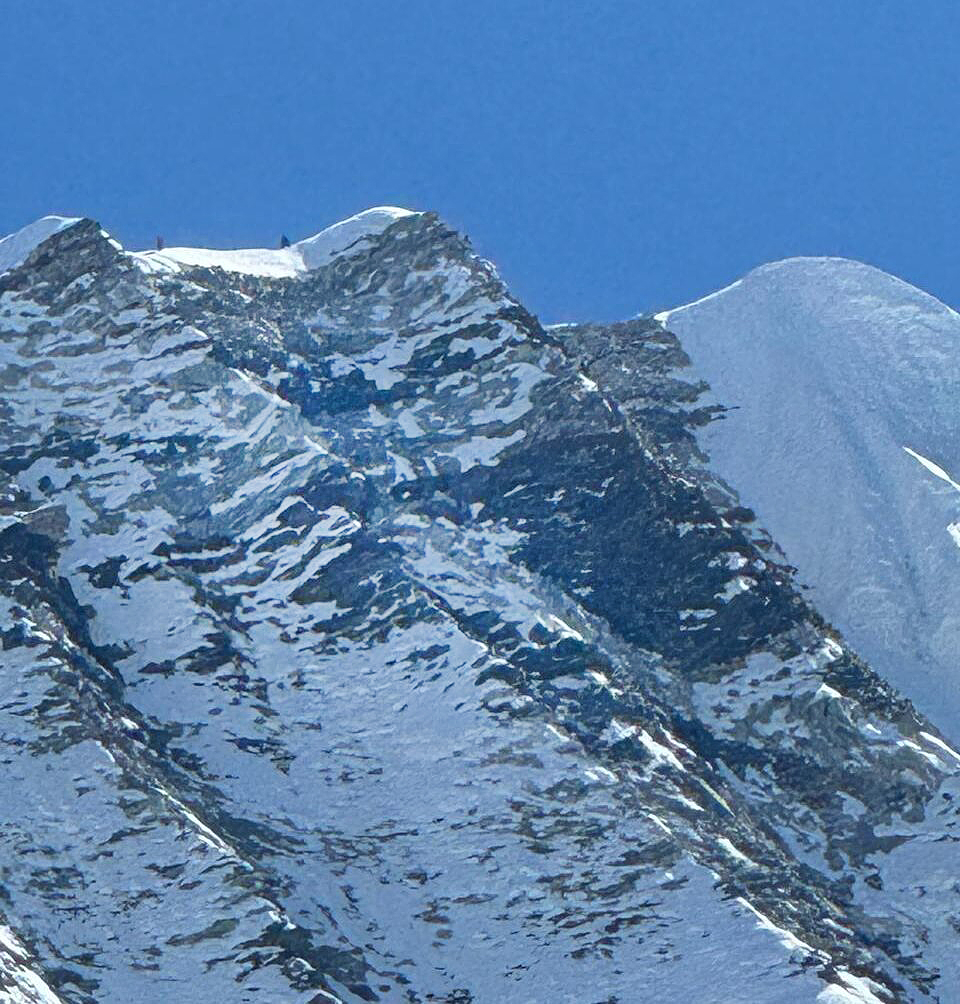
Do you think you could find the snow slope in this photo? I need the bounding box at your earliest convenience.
[659,257,960,738]
[132,205,419,276]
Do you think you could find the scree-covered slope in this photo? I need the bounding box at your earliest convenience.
[658,258,960,742]
[1,215,960,1003]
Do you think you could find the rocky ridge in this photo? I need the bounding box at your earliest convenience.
[1,211,959,1002]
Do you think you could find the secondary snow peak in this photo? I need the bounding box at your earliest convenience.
[295,205,420,268]
[658,253,960,735]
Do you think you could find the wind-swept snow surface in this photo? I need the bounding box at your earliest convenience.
[660,257,960,737]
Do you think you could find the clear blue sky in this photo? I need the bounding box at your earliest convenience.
[2,1,959,321]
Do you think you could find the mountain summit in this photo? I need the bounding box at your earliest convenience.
[1,212,959,1003]
[133,207,422,278]
[660,256,960,738]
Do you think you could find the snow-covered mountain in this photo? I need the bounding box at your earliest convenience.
[658,258,960,739]
[1,211,959,1003]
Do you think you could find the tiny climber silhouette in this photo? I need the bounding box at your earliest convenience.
[280,234,291,248]
[156,236,165,250]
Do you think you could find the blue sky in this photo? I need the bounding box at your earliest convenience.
[2,2,958,321]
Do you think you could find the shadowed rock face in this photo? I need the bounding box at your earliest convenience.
[1,214,959,1003]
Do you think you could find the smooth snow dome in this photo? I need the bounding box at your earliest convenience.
[132,206,419,277]
[660,257,960,738]
[0,215,80,274]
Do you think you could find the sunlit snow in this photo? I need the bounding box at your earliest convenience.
[661,255,960,738]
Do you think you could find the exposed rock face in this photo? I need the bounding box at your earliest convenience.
[1,213,959,1003]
